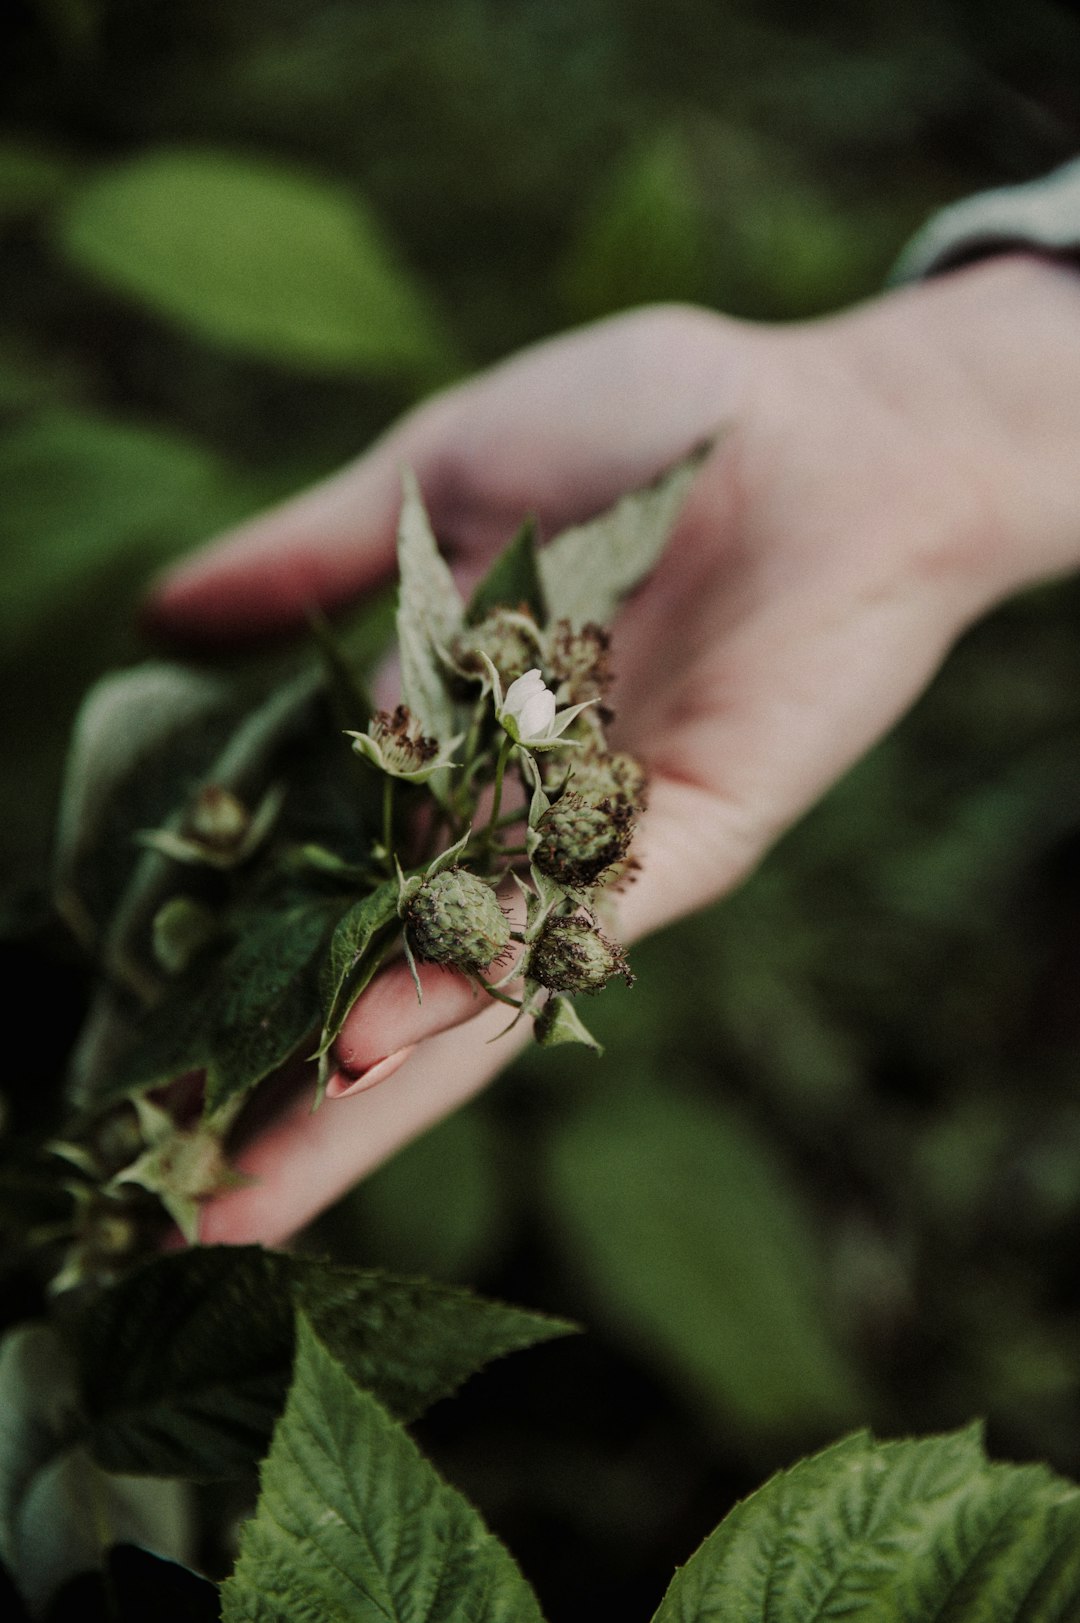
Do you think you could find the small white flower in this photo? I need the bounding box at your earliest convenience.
[480,657,596,750]
[504,670,557,740]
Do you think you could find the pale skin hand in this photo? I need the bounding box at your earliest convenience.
[145,253,1080,1245]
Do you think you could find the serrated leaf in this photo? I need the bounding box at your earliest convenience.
[396,469,465,739]
[467,515,547,625]
[66,1248,571,1481]
[221,1314,545,1623]
[653,1424,1080,1623]
[545,1082,861,1442]
[59,150,458,380]
[0,1324,191,1616]
[203,901,341,1116]
[316,879,401,1055]
[87,899,338,1114]
[538,442,712,626]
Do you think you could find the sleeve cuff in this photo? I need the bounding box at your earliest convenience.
[890,156,1080,283]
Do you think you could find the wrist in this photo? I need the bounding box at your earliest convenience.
[818,253,1080,608]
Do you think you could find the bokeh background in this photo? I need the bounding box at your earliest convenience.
[6,0,1080,1614]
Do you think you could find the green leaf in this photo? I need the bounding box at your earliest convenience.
[653,1424,1080,1622]
[538,442,712,627]
[545,1081,862,1442]
[0,412,249,650]
[534,994,604,1054]
[316,879,401,1055]
[67,1248,570,1481]
[86,898,337,1114]
[203,901,338,1116]
[221,1314,545,1623]
[53,662,232,952]
[0,1324,192,1616]
[467,515,547,625]
[59,149,458,380]
[396,469,465,738]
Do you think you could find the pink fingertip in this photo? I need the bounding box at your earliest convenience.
[324,1045,417,1100]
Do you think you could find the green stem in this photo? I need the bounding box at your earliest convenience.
[382,775,395,874]
[486,735,513,838]
[477,980,523,1009]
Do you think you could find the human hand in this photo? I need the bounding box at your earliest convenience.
[147,254,1080,1244]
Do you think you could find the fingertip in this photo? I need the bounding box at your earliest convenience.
[334,959,487,1072]
[323,1045,417,1100]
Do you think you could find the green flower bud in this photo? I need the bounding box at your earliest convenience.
[450,609,543,689]
[152,895,217,975]
[403,868,511,974]
[187,785,250,848]
[571,750,648,811]
[532,792,634,889]
[526,914,633,994]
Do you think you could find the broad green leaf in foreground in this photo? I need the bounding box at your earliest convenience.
[59,150,457,380]
[222,1314,545,1623]
[67,1247,571,1481]
[396,469,465,739]
[537,441,712,627]
[546,1081,862,1441]
[654,1425,1080,1622]
[0,1324,191,1616]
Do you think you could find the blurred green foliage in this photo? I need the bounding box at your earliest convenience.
[5,0,1080,1615]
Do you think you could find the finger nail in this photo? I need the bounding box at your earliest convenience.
[325,1045,417,1100]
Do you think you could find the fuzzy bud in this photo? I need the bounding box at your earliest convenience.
[403,868,511,973]
[526,914,633,994]
[545,620,613,707]
[187,785,250,848]
[532,793,634,889]
[450,609,542,688]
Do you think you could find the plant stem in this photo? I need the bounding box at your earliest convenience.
[477,980,523,1009]
[382,775,395,874]
[486,735,513,838]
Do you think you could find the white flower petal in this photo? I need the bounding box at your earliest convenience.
[518,689,557,739]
